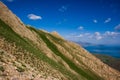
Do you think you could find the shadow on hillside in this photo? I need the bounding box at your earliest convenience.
[93,54,120,72]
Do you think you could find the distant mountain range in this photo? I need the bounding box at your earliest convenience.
[0,1,120,80]
[74,41,115,47]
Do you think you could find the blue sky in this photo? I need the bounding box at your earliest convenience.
[2,0,120,45]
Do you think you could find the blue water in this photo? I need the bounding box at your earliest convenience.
[83,45,120,58]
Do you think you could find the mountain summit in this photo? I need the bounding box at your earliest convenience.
[0,1,120,80]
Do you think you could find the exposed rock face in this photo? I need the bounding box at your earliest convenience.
[0,1,120,80]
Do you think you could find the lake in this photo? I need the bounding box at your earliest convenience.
[83,45,120,58]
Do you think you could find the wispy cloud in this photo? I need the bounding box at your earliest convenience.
[114,24,120,31]
[104,18,111,23]
[75,34,83,38]
[7,0,14,2]
[104,31,120,37]
[104,31,120,38]
[56,19,67,25]
[59,6,67,12]
[27,14,42,20]
[93,19,98,23]
[78,26,84,30]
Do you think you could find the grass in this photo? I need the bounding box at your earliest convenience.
[0,19,52,63]
[28,27,80,80]
[29,27,103,80]
[0,19,103,80]
[49,34,103,80]
[0,19,79,80]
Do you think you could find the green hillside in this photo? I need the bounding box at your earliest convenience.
[0,19,103,80]
[0,19,79,80]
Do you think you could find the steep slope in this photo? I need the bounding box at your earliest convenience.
[0,2,85,80]
[0,1,120,80]
[0,49,63,80]
[0,1,40,45]
[30,28,120,80]
[28,27,102,80]
[0,19,68,80]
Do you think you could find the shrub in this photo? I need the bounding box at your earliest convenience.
[0,66,5,72]
[16,66,25,72]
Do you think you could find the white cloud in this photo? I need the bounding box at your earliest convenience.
[94,32,102,40]
[78,26,84,30]
[114,24,120,31]
[93,19,98,23]
[104,18,111,23]
[104,31,111,36]
[66,31,120,45]
[95,32,100,36]
[70,32,103,40]
[104,31,120,37]
[27,14,42,20]
[7,0,14,2]
[59,6,67,12]
[96,36,102,40]
[71,32,103,40]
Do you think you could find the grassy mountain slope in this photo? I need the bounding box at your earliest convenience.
[28,27,102,80]
[0,18,78,80]
[0,1,120,80]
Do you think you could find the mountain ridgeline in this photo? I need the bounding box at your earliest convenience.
[0,1,120,80]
